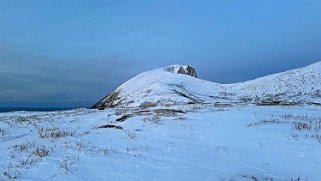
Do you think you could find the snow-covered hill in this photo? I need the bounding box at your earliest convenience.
[93,62,321,108]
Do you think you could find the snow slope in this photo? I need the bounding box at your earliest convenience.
[93,62,321,108]
[1,105,321,180]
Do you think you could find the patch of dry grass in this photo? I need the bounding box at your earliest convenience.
[38,127,75,139]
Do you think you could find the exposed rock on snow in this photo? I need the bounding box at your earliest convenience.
[163,65,197,77]
[92,62,321,109]
[92,90,122,109]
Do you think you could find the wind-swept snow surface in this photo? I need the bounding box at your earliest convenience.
[1,105,321,180]
[93,62,321,109]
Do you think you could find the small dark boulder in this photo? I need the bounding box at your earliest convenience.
[97,124,123,129]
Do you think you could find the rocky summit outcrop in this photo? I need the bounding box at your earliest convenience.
[92,62,321,109]
[163,65,197,77]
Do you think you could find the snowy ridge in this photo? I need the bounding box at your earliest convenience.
[93,62,321,108]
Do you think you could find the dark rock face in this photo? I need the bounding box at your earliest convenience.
[91,89,122,109]
[164,65,197,77]
[177,66,197,77]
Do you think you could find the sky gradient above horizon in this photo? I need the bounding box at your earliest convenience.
[1,0,321,107]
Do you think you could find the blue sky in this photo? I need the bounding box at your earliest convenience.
[1,0,321,107]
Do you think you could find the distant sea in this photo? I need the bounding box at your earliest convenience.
[0,107,75,113]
